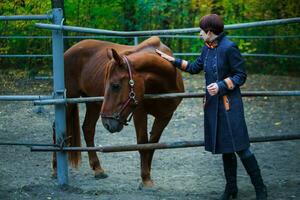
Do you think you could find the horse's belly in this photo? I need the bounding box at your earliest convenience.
[144,99,181,117]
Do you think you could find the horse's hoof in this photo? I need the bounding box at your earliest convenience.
[94,172,109,179]
[138,180,155,190]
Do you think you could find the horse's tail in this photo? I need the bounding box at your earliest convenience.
[66,103,81,168]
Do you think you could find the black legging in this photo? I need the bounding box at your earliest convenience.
[223,147,253,159]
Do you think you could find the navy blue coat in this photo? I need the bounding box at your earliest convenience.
[174,34,250,154]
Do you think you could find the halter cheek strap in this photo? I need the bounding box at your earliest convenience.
[123,56,138,105]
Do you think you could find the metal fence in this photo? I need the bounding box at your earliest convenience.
[1,34,300,58]
[0,9,300,186]
[1,18,300,59]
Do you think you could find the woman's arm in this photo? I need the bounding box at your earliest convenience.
[217,44,247,95]
[155,49,203,74]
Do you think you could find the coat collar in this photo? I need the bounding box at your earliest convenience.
[205,32,226,49]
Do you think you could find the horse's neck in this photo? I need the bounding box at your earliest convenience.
[131,52,174,75]
[130,52,179,92]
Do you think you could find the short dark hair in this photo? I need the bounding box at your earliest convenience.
[199,14,224,35]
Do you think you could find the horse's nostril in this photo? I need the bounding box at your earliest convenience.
[104,123,110,130]
[102,118,123,133]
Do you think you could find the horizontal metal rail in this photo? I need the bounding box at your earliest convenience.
[1,53,299,59]
[225,18,300,30]
[1,91,299,104]
[0,14,52,21]
[0,95,52,101]
[0,35,132,39]
[30,134,300,152]
[1,35,300,39]
[0,142,58,147]
[242,53,300,58]
[137,35,300,39]
[0,36,52,39]
[227,35,300,39]
[0,54,52,58]
[144,91,300,98]
[34,76,53,80]
[173,53,300,59]
[35,17,300,36]
[31,91,300,105]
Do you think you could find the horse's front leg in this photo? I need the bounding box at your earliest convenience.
[148,114,173,172]
[82,102,108,179]
[133,108,153,187]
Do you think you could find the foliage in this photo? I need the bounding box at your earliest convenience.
[0,0,299,76]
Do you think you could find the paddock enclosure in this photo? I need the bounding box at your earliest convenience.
[0,8,300,200]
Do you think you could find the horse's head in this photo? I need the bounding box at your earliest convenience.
[100,49,143,133]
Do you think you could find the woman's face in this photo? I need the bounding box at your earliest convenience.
[200,29,210,42]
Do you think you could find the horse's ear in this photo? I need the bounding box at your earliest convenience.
[107,48,113,60]
[110,48,124,66]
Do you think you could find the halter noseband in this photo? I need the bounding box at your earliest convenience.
[101,56,138,126]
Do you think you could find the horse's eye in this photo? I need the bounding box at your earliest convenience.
[111,83,121,91]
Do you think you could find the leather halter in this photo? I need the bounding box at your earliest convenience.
[101,56,138,126]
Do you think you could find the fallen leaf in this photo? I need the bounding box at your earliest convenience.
[274,122,281,126]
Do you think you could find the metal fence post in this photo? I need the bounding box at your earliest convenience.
[52,8,68,186]
[134,36,138,45]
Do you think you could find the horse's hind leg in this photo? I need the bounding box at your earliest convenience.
[82,102,108,179]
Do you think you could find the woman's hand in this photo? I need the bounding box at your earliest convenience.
[155,49,175,62]
[207,83,219,96]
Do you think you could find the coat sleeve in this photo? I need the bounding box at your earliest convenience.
[172,48,205,74]
[185,55,204,74]
[217,44,247,95]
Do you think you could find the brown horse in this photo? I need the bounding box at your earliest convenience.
[52,36,184,187]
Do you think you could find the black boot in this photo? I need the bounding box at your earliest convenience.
[241,155,267,200]
[219,153,238,200]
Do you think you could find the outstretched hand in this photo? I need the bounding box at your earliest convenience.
[155,49,175,62]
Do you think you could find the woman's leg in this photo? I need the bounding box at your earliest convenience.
[219,153,238,200]
[237,148,267,200]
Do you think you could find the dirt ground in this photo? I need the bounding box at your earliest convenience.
[0,73,299,200]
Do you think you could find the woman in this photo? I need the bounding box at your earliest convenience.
[156,14,267,200]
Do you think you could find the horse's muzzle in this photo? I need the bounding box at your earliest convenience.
[101,117,124,133]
